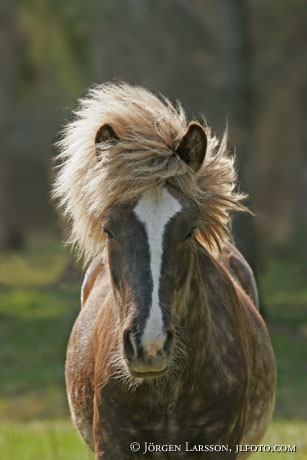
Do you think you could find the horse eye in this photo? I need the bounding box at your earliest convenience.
[184,227,197,241]
[103,227,114,239]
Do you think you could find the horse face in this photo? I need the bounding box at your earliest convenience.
[103,186,198,378]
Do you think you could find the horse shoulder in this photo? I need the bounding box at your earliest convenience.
[81,256,105,307]
[66,256,111,451]
[217,246,276,451]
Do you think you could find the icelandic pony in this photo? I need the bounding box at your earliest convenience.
[53,83,275,459]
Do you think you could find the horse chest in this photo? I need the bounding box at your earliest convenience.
[99,375,242,449]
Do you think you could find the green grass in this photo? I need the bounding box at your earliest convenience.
[253,420,307,460]
[0,420,94,460]
[0,242,81,421]
[261,256,307,419]
[0,242,69,287]
[0,420,306,460]
[0,239,306,457]
[0,284,74,420]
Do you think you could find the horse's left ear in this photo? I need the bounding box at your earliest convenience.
[95,124,118,145]
[176,122,207,172]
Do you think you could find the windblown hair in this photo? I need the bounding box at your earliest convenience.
[53,82,246,264]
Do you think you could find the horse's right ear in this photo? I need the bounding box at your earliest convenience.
[95,124,118,145]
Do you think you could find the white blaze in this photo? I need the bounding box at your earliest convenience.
[134,188,182,355]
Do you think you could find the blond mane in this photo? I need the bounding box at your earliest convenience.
[53,82,246,264]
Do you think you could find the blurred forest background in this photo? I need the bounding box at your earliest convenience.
[0,1,307,459]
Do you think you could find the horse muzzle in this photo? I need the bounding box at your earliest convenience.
[123,329,174,378]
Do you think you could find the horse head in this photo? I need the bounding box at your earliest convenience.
[98,122,207,378]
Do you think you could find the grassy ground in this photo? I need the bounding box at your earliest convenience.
[261,254,307,420]
[0,239,306,458]
[0,420,94,460]
[0,420,306,460]
[0,243,80,421]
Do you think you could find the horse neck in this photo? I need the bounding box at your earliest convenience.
[177,246,239,375]
[180,244,255,387]
[177,246,212,346]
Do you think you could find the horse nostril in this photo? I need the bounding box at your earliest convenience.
[163,329,175,354]
[123,329,138,360]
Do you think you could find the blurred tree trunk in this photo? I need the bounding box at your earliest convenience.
[0,0,25,249]
[246,1,307,246]
[298,50,307,259]
[216,0,265,313]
